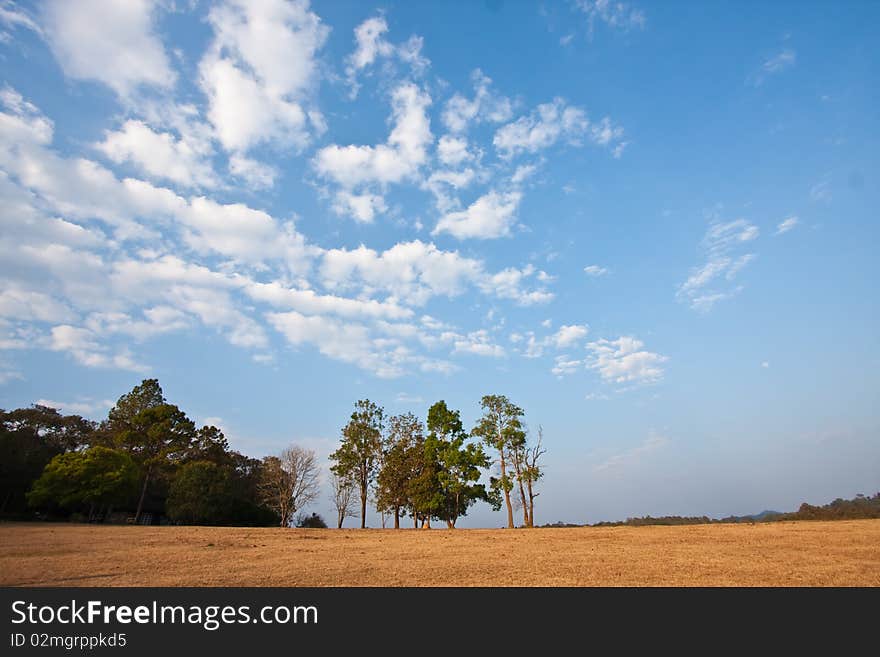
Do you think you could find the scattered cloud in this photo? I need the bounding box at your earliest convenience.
[442,69,512,133]
[810,178,832,203]
[775,216,799,235]
[763,49,796,74]
[344,15,428,98]
[41,0,175,98]
[677,218,759,312]
[433,190,522,240]
[573,0,646,36]
[586,336,667,385]
[594,430,668,473]
[95,120,217,189]
[395,392,424,404]
[314,82,432,221]
[584,264,609,277]
[35,397,113,416]
[199,0,328,155]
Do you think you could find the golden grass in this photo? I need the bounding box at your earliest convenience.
[1,520,878,587]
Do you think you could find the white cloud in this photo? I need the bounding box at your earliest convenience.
[594,431,668,473]
[584,392,610,401]
[344,16,428,97]
[480,265,554,306]
[553,324,589,348]
[775,216,799,235]
[433,190,522,240]
[42,0,175,97]
[763,49,796,74]
[677,218,759,312]
[437,135,472,166]
[584,264,609,277]
[314,83,432,219]
[574,0,646,34]
[267,310,453,379]
[331,191,388,223]
[494,98,624,159]
[395,392,424,404]
[761,361,770,368]
[96,120,217,189]
[48,324,149,372]
[511,164,538,185]
[586,336,667,385]
[452,329,505,358]
[810,178,832,203]
[35,398,113,416]
[228,155,278,190]
[442,69,512,133]
[199,0,328,154]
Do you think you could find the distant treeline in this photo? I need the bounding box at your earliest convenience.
[540,493,880,528]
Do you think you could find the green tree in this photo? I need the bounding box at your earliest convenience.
[426,401,492,528]
[166,461,236,525]
[472,394,525,528]
[187,425,231,465]
[107,384,196,523]
[27,446,138,519]
[1,405,94,515]
[330,400,385,529]
[376,413,424,529]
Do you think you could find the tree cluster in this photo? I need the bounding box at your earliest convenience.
[2,379,321,527]
[330,395,544,529]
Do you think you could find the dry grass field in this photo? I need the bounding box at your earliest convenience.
[1,520,878,586]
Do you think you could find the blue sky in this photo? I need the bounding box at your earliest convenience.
[1,0,877,526]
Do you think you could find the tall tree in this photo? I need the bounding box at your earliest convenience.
[329,471,358,529]
[376,413,424,529]
[109,392,196,523]
[508,428,529,527]
[427,401,493,528]
[472,394,525,529]
[330,399,385,528]
[258,446,320,527]
[523,426,546,528]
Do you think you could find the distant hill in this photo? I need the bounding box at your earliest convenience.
[546,493,880,528]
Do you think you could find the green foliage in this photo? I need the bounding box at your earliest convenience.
[27,447,138,512]
[330,399,385,528]
[471,394,525,528]
[166,460,275,526]
[426,401,492,527]
[375,413,424,525]
[1,406,95,516]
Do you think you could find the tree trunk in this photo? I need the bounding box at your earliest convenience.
[518,477,528,527]
[499,447,514,528]
[337,511,344,529]
[413,515,418,529]
[394,507,400,529]
[1,490,11,515]
[526,481,535,528]
[360,492,367,529]
[421,518,431,529]
[134,465,152,525]
[446,519,455,529]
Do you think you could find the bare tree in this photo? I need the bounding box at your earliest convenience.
[329,471,357,529]
[259,446,320,527]
[524,427,546,528]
